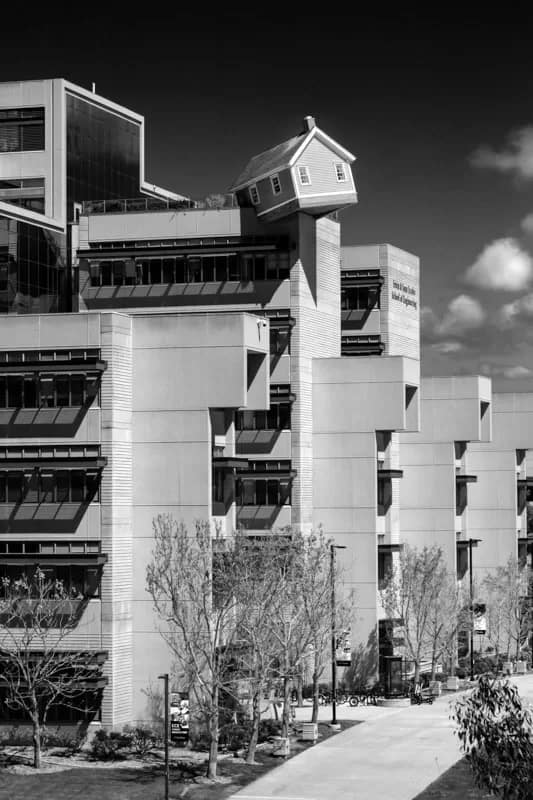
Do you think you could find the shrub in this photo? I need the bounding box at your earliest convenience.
[219,722,250,753]
[258,719,281,741]
[89,728,132,761]
[452,675,533,799]
[122,724,161,758]
[42,725,87,755]
[0,725,34,747]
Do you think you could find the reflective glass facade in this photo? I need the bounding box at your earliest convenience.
[0,217,66,314]
[66,94,141,220]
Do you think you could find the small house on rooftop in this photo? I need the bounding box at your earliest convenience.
[229,116,357,223]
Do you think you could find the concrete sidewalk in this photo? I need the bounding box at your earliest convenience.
[229,674,533,800]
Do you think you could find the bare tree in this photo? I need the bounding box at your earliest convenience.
[231,531,297,763]
[483,557,533,662]
[379,544,453,683]
[299,528,354,723]
[146,516,247,779]
[424,571,470,679]
[0,571,104,768]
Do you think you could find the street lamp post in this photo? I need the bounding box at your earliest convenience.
[467,539,482,682]
[158,673,169,800]
[330,544,346,729]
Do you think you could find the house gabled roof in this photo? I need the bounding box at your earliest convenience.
[229,122,356,192]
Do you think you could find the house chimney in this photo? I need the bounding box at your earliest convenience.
[91,82,96,94]
[303,115,316,131]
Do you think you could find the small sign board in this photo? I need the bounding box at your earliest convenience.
[336,660,351,667]
[170,696,189,744]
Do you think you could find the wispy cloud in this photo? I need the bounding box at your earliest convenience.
[502,365,533,378]
[499,292,533,326]
[521,213,533,235]
[430,340,464,354]
[423,295,486,339]
[435,294,486,336]
[464,238,532,291]
[470,125,533,180]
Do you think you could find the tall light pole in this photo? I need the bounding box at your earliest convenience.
[158,673,169,800]
[330,543,346,729]
[467,539,481,682]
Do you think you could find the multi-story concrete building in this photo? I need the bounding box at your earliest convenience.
[0,79,422,725]
[2,77,527,728]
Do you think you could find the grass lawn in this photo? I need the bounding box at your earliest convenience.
[413,758,489,799]
[0,720,360,800]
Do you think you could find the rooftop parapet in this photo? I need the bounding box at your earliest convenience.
[81,193,238,216]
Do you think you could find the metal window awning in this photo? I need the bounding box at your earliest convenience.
[378,469,404,479]
[1,553,107,566]
[213,457,249,470]
[341,276,384,288]
[79,242,282,259]
[0,360,107,374]
[456,474,478,484]
[0,457,107,471]
[378,543,403,553]
[270,392,296,404]
[266,315,296,329]
[456,539,481,550]
[237,470,297,480]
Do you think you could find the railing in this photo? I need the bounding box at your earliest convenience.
[81,193,239,215]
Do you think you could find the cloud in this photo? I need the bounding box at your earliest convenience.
[521,213,533,235]
[434,294,486,337]
[463,238,532,291]
[430,340,464,354]
[502,365,533,379]
[499,293,533,326]
[470,126,533,179]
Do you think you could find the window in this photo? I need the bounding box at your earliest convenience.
[341,286,380,311]
[0,108,45,153]
[0,375,94,409]
[298,166,311,185]
[270,174,282,195]
[0,470,102,504]
[249,184,260,205]
[235,403,291,431]
[270,328,290,355]
[236,478,290,506]
[87,251,290,287]
[335,162,347,182]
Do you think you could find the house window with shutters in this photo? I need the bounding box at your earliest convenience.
[334,162,347,182]
[270,174,282,195]
[249,184,260,205]
[297,166,311,185]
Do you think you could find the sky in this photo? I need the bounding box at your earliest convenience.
[2,8,533,382]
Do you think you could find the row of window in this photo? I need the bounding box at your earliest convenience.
[341,286,381,311]
[0,471,100,504]
[0,107,45,153]
[86,251,290,287]
[236,479,291,506]
[0,689,101,723]
[0,348,100,364]
[248,162,348,204]
[235,403,291,431]
[0,564,101,598]
[0,375,97,409]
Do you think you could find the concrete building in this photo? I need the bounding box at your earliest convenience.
[1,77,528,728]
[1,79,419,725]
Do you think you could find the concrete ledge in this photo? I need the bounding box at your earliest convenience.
[377,697,411,708]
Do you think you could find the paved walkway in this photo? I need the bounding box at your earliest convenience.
[229,673,533,800]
